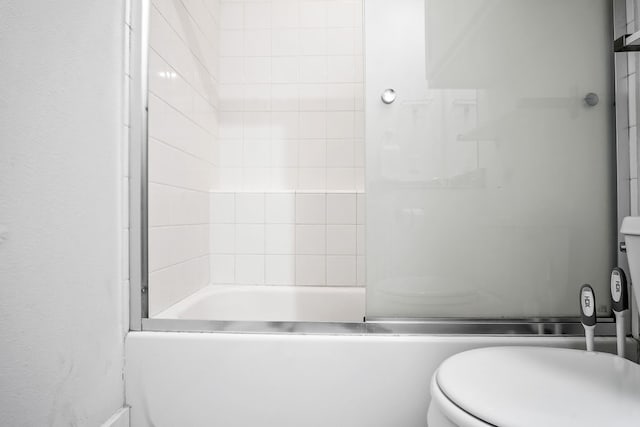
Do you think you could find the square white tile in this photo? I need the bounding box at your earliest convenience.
[327,28,355,55]
[220,57,244,84]
[326,255,356,286]
[299,56,327,83]
[265,193,296,223]
[272,57,299,84]
[243,140,272,167]
[326,140,355,167]
[326,225,356,255]
[271,112,300,139]
[327,56,356,83]
[295,255,326,285]
[299,1,327,28]
[235,192,265,223]
[244,29,271,56]
[299,112,327,139]
[326,168,356,190]
[272,29,300,56]
[299,141,327,167]
[327,193,356,224]
[299,28,327,55]
[243,168,272,191]
[299,84,327,111]
[244,57,271,83]
[243,84,271,112]
[327,0,356,27]
[220,29,244,57]
[235,224,265,254]
[271,1,299,28]
[271,83,299,111]
[298,168,326,191]
[219,84,244,112]
[326,83,355,111]
[220,1,244,29]
[244,1,271,29]
[295,193,326,224]
[327,111,355,138]
[243,112,272,139]
[211,254,235,284]
[271,141,298,167]
[295,224,326,254]
[210,224,235,254]
[266,224,296,254]
[265,254,295,285]
[235,254,265,284]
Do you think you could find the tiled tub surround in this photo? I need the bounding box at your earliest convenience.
[216,0,365,192]
[148,0,220,316]
[148,0,367,316]
[210,191,366,287]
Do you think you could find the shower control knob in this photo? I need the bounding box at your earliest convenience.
[584,92,599,107]
[579,284,596,352]
[381,88,396,104]
[580,284,596,326]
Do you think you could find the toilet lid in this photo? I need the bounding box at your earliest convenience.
[435,346,640,427]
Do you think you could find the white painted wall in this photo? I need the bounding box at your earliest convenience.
[0,1,127,425]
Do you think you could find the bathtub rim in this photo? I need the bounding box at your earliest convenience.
[140,317,619,336]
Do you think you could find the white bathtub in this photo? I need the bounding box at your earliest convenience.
[155,284,366,322]
[131,288,638,427]
[125,333,635,427]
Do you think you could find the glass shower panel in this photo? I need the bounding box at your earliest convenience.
[365,0,615,318]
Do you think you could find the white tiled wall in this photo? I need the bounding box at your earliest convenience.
[147,0,366,302]
[216,0,365,192]
[208,0,366,288]
[148,0,220,315]
[210,191,365,286]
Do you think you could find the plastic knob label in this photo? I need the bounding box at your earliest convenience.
[611,271,622,303]
[581,287,595,317]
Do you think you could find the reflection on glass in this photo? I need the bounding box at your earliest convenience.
[365,0,615,318]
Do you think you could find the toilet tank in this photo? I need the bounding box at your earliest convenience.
[620,217,640,311]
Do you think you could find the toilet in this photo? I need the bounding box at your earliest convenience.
[427,217,640,426]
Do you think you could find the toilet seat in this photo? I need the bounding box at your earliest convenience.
[429,346,640,427]
[429,374,493,427]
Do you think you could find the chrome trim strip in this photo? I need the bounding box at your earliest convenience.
[142,318,619,336]
[129,0,150,330]
[613,0,638,339]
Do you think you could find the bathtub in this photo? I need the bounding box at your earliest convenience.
[155,284,366,322]
[130,281,637,426]
[125,332,636,427]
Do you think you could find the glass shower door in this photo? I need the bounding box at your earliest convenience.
[365,0,616,318]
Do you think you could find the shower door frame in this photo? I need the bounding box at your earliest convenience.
[129,0,632,337]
